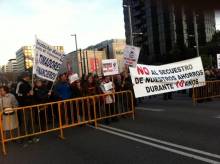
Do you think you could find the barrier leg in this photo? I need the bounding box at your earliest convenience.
[130,91,135,120]
[58,103,65,140]
[0,116,7,155]
[93,98,98,128]
[192,85,196,106]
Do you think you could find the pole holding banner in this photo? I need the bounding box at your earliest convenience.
[31,35,38,91]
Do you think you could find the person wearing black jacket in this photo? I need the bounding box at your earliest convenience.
[33,79,51,131]
[16,72,33,107]
[15,72,37,146]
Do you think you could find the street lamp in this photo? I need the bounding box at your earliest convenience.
[71,34,83,75]
[71,34,78,52]
[123,5,133,46]
[193,11,200,57]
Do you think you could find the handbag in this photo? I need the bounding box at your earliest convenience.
[3,107,15,115]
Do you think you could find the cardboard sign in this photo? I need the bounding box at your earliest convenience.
[102,59,119,76]
[103,82,113,91]
[123,45,140,67]
[129,57,206,98]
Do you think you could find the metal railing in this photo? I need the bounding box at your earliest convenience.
[0,90,135,155]
[192,80,220,104]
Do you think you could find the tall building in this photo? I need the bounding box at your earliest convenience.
[87,39,126,72]
[1,65,7,73]
[123,0,216,64]
[16,46,64,72]
[6,59,18,72]
[16,46,33,72]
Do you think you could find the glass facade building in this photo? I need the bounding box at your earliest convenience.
[123,0,216,64]
[16,46,64,72]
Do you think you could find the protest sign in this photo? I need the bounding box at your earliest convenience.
[217,54,220,69]
[129,57,205,98]
[123,45,140,67]
[103,82,113,91]
[102,59,119,76]
[33,38,65,82]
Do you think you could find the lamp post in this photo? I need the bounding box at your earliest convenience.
[123,5,133,46]
[193,11,200,57]
[71,34,83,75]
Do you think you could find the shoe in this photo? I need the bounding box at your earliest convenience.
[32,137,40,143]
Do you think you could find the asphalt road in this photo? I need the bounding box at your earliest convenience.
[0,93,220,164]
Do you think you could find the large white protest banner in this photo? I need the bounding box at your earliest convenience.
[129,57,205,98]
[102,59,119,76]
[33,38,65,82]
[123,45,140,67]
[217,54,220,69]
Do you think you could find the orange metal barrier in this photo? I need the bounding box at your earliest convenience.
[0,90,135,155]
[192,80,220,104]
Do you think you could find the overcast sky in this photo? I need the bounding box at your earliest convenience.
[0,0,220,65]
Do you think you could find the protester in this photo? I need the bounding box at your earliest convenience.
[0,86,18,131]
[33,79,51,131]
[83,73,97,96]
[122,71,136,106]
[54,73,72,100]
[15,72,39,146]
[69,74,83,122]
[100,76,115,124]
[69,74,83,98]
[15,72,33,107]
[114,74,123,92]
[54,73,72,124]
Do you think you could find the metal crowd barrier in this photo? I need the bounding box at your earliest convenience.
[0,90,135,155]
[192,80,220,104]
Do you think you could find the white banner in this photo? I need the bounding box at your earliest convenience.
[123,45,140,67]
[102,59,119,76]
[129,57,205,98]
[33,38,65,82]
[217,54,220,69]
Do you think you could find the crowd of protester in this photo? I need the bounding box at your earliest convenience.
[0,67,220,146]
[0,70,135,146]
[204,67,220,80]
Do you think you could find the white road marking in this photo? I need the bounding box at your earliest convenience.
[215,115,220,119]
[94,126,220,164]
[136,107,165,112]
[100,124,220,160]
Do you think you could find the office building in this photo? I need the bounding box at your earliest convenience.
[16,46,33,72]
[123,0,216,64]
[16,46,64,72]
[87,39,126,72]
[6,59,18,72]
